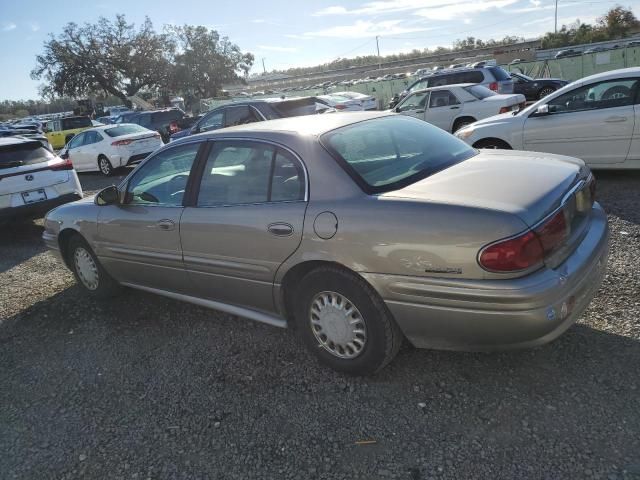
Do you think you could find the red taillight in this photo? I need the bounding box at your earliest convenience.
[334,104,347,110]
[111,139,133,146]
[479,231,544,272]
[499,107,510,114]
[535,209,568,254]
[588,175,596,201]
[489,82,498,92]
[479,208,570,272]
[50,158,74,171]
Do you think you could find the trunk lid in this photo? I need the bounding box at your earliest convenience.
[381,149,587,228]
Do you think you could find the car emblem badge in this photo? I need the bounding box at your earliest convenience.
[25,174,34,181]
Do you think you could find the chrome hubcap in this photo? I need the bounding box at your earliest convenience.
[100,158,110,174]
[309,291,367,359]
[74,247,99,290]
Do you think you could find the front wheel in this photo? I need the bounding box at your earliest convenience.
[294,266,403,375]
[473,138,512,150]
[538,87,556,99]
[68,236,121,298]
[98,155,114,176]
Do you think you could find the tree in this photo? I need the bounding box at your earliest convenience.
[597,5,640,38]
[32,15,174,106]
[168,25,254,98]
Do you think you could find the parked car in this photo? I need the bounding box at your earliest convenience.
[58,124,164,176]
[555,49,581,58]
[389,66,514,108]
[509,58,524,64]
[394,84,525,133]
[331,91,377,110]
[169,97,333,141]
[96,116,115,125]
[510,72,569,100]
[317,93,369,111]
[116,108,186,143]
[455,67,640,169]
[43,112,608,374]
[583,46,608,54]
[45,116,92,150]
[0,137,82,222]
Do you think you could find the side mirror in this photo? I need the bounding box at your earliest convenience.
[395,106,401,113]
[95,185,119,206]
[60,150,69,160]
[534,104,550,116]
[190,125,199,134]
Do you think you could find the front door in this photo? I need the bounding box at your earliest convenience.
[396,91,429,120]
[523,77,638,165]
[65,132,90,171]
[424,89,461,131]
[95,142,202,292]
[180,140,307,314]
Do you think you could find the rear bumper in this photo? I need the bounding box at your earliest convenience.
[362,204,609,351]
[0,192,82,221]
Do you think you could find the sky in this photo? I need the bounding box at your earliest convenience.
[0,0,638,100]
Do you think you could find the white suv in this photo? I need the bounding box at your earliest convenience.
[0,137,83,221]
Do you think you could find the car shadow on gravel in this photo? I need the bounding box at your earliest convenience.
[0,220,46,274]
[1,285,639,478]
[594,170,640,225]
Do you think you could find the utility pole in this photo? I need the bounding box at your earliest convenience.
[554,0,558,33]
[376,36,381,71]
[261,57,266,74]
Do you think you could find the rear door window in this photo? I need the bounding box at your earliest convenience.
[224,106,260,127]
[459,71,484,83]
[488,67,511,81]
[429,90,460,108]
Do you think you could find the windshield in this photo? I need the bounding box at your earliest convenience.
[0,141,54,169]
[105,124,150,137]
[321,116,476,193]
[464,85,497,100]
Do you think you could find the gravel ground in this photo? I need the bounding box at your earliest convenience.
[1,170,639,480]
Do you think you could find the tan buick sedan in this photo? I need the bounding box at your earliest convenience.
[43,112,609,374]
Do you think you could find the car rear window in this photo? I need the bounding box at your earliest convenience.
[0,141,55,169]
[464,85,497,99]
[270,98,323,117]
[62,117,92,129]
[488,67,511,81]
[104,124,150,137]
[321,116,476,194]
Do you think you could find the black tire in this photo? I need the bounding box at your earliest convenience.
[601,85,631,100]
[537,86,556,99]
[473,138,512,150]
[452,117,475,133]
[67,235,121,299]
[293,266,403,375]
[98,155,114,176]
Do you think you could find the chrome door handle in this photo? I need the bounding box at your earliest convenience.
[268,223,293,236]
[604,116,627,123]
[156,219,175,231]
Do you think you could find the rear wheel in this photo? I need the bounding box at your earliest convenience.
[538,87,556,99]
[293,266,402,375]
[98,155,114,176]
[452,117,476,133]
[67,235,121,298]
[474,138,512,150]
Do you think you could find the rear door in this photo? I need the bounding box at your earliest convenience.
[424,89,461,131]
[523,77,637,165]
[180,140,307,314]
[95,142,202,292]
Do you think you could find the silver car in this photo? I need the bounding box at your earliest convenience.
[43,113,609,374]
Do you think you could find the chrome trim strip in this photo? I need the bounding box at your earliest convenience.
[120,282,287,328]
[103,246,183,262]
[182,255,271,273]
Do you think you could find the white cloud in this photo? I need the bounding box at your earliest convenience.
[530,0,542,6]
[2,22,17,32]
[252,19,267,24]
[29,22,40,32]
[522,16,554,26]
[313,1,458,16]
[304,20,432,38]
[258,45,299,52]
[416,0,517,20]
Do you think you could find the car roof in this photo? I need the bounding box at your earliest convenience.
[574,66,640,84]
[78,123,142,132]
[185,111,393,139]
[409,83,476,94]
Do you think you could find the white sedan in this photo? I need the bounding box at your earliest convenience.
[455,67,640,169]
[60,124,163,175]
[393,84,525,133]
[331,91,378,110]
[318,92,376,111]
